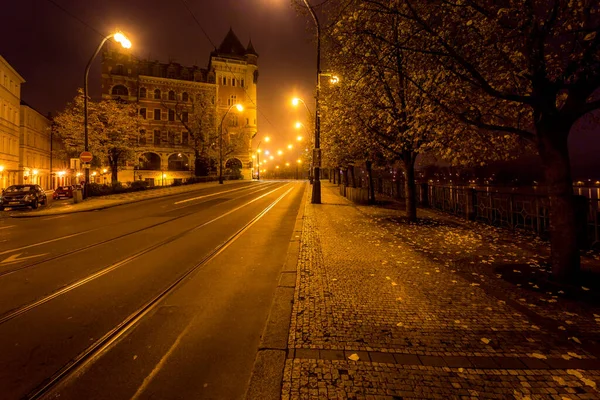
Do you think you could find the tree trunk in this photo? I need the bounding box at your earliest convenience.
[366,160,375,205]
[111,164,118,184]
[537,121,580,282]
[350,166,356,188]
[402,152,417,221]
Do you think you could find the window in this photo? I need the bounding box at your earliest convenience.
[230,115,238,127]
[113,64,125,75]
[168,131,176,144]
[154,89,161,100]
[182,112,188,123]
[182,92,189,102]
[161,131,168,143]
[139,87,147,98]
[154,109,161,120]
[182,132,189,145]
[140,108,146,119]
[175,132,182,144]
[232,78,236,87]
[222,76,227,85]
[153,130,161,144]
[111,85,129,96]
[168,109,175,121]
[227,95,237,106]
[241,79,245,88]
[168,90,176,101]
[139,129,146,145]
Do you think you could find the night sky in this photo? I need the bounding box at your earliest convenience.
[2,0,317,155]
[2,0,599,177]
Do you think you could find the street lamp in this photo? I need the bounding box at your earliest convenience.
[255,136,270,181]
[83,31,131,199]
[218,103,244,184]
[293,0,322,203]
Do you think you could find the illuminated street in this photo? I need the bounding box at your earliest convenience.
[0,181,305,399]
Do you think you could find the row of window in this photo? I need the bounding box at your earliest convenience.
[220,76,244,88]
[138,87,191,101]
[139,130,189,146]
[139,108,189,122]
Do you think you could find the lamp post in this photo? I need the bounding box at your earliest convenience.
[254,136,270,181]
[218,103,243,184]
[83,31,131,198]
[299,0,322,203]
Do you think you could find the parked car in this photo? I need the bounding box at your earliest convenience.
[53,185,74,199]
[0,185,48,210]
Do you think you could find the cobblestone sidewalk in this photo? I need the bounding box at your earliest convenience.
[282,182,600,399]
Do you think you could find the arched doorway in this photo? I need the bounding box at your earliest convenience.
[168,153,190,171]
[139,152,161,170]
[225,158,243,177]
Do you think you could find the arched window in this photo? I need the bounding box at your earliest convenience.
[154,89,161,100]
[182,92,189,102]
[168,153,189,171]
[139,152,161,170]
[168,90,176,101]
[111,85,129,96]
[139,87,147,98]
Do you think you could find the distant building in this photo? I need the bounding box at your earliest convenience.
[101,28,258,185]
[0,55,25,190]
[19,102,53,188]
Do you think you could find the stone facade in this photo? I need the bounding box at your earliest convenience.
[101,29,258,185]
[0,55,25,190]
[19,103,52,188]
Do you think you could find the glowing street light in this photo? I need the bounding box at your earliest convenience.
[287,144,293,150]
[255,135,270,181]
[277,150,283,156]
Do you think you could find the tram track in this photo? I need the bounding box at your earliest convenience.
[26,184,295,400]
[0,183,276,278]
[0,183,289,326]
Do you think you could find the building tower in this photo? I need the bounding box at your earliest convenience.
[210,28,258,180]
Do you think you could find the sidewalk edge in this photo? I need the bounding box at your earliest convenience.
[244,183,308,400]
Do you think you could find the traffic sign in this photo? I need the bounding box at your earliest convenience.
[80,151,93,163]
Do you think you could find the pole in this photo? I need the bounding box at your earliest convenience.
[218,104,237,184]
[301,0,321,203]
[257,151,260,181]
[84,35,112,199]
[50,128,53,190]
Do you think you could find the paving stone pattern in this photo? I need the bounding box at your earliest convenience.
[283,183,600,399]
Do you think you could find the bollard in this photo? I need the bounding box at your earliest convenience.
[73,189,83,204]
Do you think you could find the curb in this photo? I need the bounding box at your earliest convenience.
[9,181,240,218]
[244,183,308,400]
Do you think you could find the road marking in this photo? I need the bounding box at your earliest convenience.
[0,225,15,230]
[131,320,195,400]
[1,252,48,264]
[41,215,67,221]
[173,186,253,205]
[0,231,87,256]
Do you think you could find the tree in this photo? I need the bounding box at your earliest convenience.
[365,0,600,281]
[164,89,217,176]
[323,1,520,218]
[53,89,142,183]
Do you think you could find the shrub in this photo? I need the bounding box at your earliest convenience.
[130,180,148,191]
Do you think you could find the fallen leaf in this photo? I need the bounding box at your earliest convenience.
[569,337,582,344]
[348,353,360,361]
[530,353,547,359]
[567,352,584,359]
[481,338,491,344]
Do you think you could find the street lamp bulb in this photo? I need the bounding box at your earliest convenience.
[32,169,38,175]
[265,150,270,155]
[277,150,283,156]
[113,32,132,49]
[257,149,262,153]
[287,144,293,150]
[235,104,244,112]
[102,169,107,173]
[286,163,290,166]
[265,136,270,142]
[292,98,301,107]
[295,122,302,129]
[269,156,274,160]
[0,166,4,172]
[297,135,303,142]
[162,174,167,178]
[297,159,302,164]
[330,75,340,84]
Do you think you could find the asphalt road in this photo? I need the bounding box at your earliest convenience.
[0,180,306,400]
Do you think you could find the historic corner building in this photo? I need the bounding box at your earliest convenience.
[101,29,258,185]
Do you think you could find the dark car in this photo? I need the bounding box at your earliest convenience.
[53,185,74,199]
[0,185,48,210]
